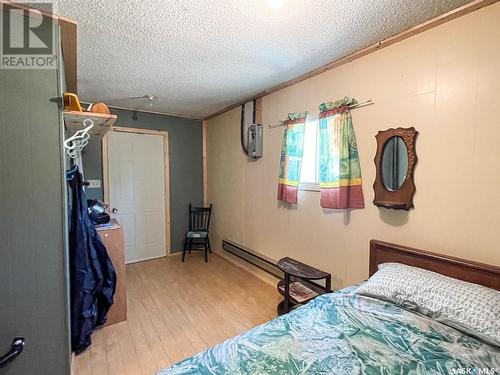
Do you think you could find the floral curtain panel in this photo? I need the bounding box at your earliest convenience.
[277,112,307,204]
[319,98,365,209]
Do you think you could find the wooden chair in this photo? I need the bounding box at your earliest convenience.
[182,204,212,262]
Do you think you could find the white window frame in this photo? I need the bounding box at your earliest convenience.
[299,119,320,192]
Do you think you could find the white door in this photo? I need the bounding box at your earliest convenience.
[108,130,167,263]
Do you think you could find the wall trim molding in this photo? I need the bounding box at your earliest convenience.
[204,0,499,121]
[202,120,208,205]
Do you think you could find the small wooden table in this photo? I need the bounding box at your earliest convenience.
[96,219,127,326]
[277,257,331,315]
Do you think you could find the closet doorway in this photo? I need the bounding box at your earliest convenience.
[103,127,171,263]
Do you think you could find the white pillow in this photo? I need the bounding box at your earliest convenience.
[356,262,500,346]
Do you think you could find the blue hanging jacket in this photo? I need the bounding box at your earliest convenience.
[66,166,116,353]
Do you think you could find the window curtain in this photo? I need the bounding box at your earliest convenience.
[319,98,364,209]
[277,112,307,204]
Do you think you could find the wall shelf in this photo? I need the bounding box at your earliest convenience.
[63,111,117,137]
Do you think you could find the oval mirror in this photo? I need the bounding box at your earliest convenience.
[381,136,408,191]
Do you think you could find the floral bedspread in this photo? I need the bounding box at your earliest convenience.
[158,286,500,375]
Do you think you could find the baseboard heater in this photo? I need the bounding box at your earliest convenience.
[222,239,329,292]
[222,239,283,279]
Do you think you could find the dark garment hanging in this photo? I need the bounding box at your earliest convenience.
[66,166,116,353]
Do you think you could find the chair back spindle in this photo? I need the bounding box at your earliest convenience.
[189,204,212,232]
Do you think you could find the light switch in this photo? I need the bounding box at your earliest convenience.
[87,179,101,188]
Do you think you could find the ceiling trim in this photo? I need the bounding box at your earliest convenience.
[204,0,498,121]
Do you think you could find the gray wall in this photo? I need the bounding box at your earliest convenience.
[82,109,203,252]
[0,11,71,374]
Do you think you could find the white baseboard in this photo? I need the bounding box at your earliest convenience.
[167,251,182,257]
[125,254,166,264]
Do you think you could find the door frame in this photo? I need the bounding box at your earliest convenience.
[102,126,172,256]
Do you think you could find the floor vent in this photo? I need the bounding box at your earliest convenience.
[222,239,282,279]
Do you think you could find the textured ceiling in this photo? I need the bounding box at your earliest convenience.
[55,0,472,118]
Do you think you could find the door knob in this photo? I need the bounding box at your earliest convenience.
[112,208,118,213]
[0,337,25,368]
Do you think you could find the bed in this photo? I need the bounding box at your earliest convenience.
[158,240,500,374]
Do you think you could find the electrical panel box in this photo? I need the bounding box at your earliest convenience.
[247,124,263,159]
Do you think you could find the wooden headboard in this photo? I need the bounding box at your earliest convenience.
[370,240,500,291]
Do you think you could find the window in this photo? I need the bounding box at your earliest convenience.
[299,119,320,191]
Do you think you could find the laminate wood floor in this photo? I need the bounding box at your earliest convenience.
[74,252,281,375]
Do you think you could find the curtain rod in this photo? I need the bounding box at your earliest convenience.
[266,99,374,129]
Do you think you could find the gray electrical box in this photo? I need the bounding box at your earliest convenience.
[247,124,263,159]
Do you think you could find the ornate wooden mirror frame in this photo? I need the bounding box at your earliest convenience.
[373,127,418,210]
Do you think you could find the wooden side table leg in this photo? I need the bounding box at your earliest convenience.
[326,275,331,293]
[284,273,290,313]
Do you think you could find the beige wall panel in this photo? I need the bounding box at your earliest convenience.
[207,4,500,288]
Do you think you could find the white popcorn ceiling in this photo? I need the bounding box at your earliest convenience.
[56,0,472,118]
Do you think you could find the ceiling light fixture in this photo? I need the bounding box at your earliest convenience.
[125,94,159,107]
[143,94,158,102]
[267,0,285,10]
